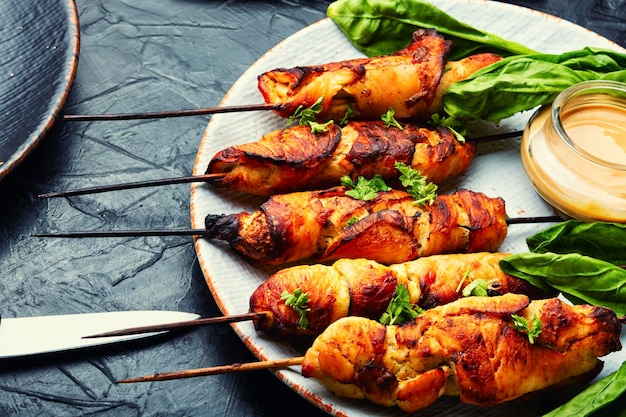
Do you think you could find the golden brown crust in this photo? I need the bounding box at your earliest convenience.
[249,252,548,337]
[258,29,451,121]
[205,188,507,265]
[427,52,502,114]
[206,121,475,196]
[302,294,622,412]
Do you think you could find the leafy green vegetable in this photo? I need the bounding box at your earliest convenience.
[462,279,489,297]
[455,267,489,296]
[511,313,542,344]
[309,120,334,133]
[341,174,391,200]
[381,107,403,129]
[346,216,359,226]
[526,220,626,267]
[444,47,626,123]
[428,114,466,142]
[380,283,424,325]
[281,288,311,329]
[326,0,536,60]
[394,161,437,205]
[339,107,353,126]
[499,252,626,316]
[287,96,324,126]
[543,362,626,417]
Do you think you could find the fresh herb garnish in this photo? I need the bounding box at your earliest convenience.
[346,216,359,226]
[281,288,311,329]
[341,174,390,201]
[309,120,334,133]
[542,361,626,417]
[380,283,423,325]
[327,0,536,60]
[394,162,438,205]
[429,113,466,142]
[287,96,324,127]
[500,252,626,316]
[526,220,626,266]
[455,267,489,296]
[511,313,542,344]
[381,107,403,130]
[461,279,489,297]
[339,106,353,126]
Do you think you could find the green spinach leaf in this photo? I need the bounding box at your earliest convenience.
[499,252,626,316]
[443,47,626,122]
[543,362,626,417]
[526,220,626,266]
[326,0,536,60]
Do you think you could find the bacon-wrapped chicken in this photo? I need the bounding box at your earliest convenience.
[258,28,500,121]
[249,252,547,337]
[206,121,475,196]
[204,187,507,265]
[301,294,622,412]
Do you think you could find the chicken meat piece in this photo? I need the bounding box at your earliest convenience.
[249,252,547,337]
[258,28,500,122]
[301,294,622,412]
[206,121,475,196]
[204,187,507,265]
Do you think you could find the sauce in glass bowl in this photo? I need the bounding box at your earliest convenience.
[521,80,626,222]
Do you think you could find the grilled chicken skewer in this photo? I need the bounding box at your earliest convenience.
[40,121,478,198]
[301,294,622,412]
[249,252,547,337]
[259,28,500,121]
[204,187,507,265]
[36,189,565,265]
[118,294,622,413]
[63,29,500,123]
[87,252,547,339]
[205,122,474,196]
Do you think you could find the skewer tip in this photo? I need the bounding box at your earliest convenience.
[82,312,265,339]
[116,356,305,383]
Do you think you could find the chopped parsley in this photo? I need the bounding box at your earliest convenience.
[346,216,359,226]
[511,313,542,344]
[429,114,466,143]
[341,174,390,201]
[429,114,467,141]
[394,162,438,205]
[287,96,324,127]
[456,267,490,297]
[339,106,353,126]
[309,120,334,133]
[381,107,403,130]
[379,283,424,325]
[281,288,311,329]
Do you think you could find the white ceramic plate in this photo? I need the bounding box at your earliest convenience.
[190,2,625,416]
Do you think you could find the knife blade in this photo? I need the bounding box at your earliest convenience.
[0,310,200,359]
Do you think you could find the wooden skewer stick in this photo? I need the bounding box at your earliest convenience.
[117,356,305,383]
[37,130,523,199]
[62,103,279,122]
[116,316,626,383]
[83,312,265,339]
[38,173,227,199]
[31,215,564,239]
[506,215,562,225]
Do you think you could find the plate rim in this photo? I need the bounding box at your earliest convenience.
[0,0,80,181]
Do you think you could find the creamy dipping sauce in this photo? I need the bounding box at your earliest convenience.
[521,81,626,222]
[561,97,626,165]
